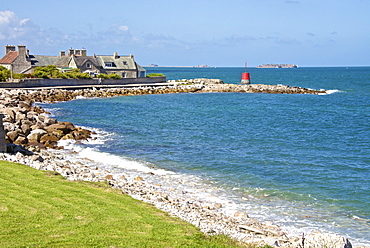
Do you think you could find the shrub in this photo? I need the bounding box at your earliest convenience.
[108,73,121,79]
[12,73,25,79]
[146,73,164,77]
[97,73,109,79]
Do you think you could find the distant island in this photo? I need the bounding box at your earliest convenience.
[256,64,298,68]
[145,64,211,68]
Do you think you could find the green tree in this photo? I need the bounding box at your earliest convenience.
[32,65,64,79]
[97,73,109,79]
[13,73,25,79]
[0,66,11,82]
[65,68,91,79]
[108,73,121,79]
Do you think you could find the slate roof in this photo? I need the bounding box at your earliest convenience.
[72,56,100,67]
[97,55,136,70]
[29,55,59,67]
[136,63,146,72]
[0,51,18,64]
[54,56,70,68]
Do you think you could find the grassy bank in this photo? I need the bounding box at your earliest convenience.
[0,160,242,248]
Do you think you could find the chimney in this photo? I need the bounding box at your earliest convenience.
[68,48,74,56]
[5,45,16,54]
[130,54,134,59]
[75,49,80,56]
[60,51,65,57]
[114,52,119,59]
[81,48,87,56]
[17,45,27,59]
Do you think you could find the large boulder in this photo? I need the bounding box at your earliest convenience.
[6,130,21,143]
[40,134,60,148]
[15,112,27,124]
[2,122,17,132]
[14,135,28,145]
[2,108,16,123]
[37,115,57,125]
[27,129,48,143]
[44,122,75,134]
[20,121,32,136]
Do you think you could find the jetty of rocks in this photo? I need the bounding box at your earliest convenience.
[1,80,360,248]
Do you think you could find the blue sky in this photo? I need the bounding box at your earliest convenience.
[1,0,369,67]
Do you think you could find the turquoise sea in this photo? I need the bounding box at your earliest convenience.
[41,67,370,246]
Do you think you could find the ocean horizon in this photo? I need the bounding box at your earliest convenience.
[40,66,370,246]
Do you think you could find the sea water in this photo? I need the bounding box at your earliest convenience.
[40,67,370,246]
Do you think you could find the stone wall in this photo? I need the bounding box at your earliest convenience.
[0,114,6,152]
[0,76,167,88]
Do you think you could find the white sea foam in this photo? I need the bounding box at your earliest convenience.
[320,89,340,95]
[76,95,88,99]
[58,140,172,176]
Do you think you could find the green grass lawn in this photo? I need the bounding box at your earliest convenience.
[0,160,243,248]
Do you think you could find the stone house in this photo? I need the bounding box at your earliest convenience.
[0,45,32,74]
[0,45,146,78]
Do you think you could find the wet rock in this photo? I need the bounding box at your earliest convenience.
[134,176,144,181]
[234,211,249,218]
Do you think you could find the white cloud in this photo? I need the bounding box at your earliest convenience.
[118,25,129,32]
[0,10,15,25]
[0,10,41,40]
[19,18,30,26]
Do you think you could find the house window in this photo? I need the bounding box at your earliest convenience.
[86,62,91,68]
[121,72,126,78]
[123,61,127,65]
[105,62,113,67]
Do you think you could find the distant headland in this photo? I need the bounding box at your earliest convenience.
[146,64,211,68]
[256,64,298,68]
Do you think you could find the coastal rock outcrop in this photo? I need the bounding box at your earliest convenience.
[0,90,93,150]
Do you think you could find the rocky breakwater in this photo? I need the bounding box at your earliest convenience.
[169,78,326,94]
[0,89,93,151]
[199,82,326,94]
